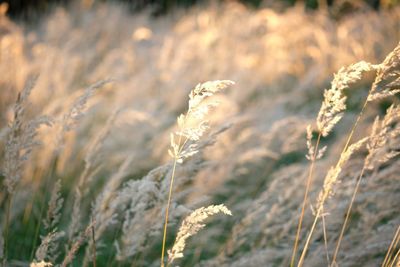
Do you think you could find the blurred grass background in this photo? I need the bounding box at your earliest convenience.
[2,0,399,20]
[0,0,399,266]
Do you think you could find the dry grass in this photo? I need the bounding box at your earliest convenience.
[0,1,399,266]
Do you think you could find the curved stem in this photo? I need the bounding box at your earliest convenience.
[290,133,321,267]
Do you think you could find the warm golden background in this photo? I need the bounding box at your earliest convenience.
[0,0,399,266]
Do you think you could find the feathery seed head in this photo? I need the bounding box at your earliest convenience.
[317,61,375,137]
[3,77,53,193]
[368,42,400,101]
[365,105,400,170]
[170,80,234,163]
[306,125,326,161]
[316,137,367,211]
[167,204,232,264]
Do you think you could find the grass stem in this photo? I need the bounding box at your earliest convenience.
[1,194,12,267]
[297,96,370,267]
[161,159,178,267]
[290,133,321,267]
[382,226,400,267]
[322,214,331,266]
[91,217,97,267]
[331,166,366,264]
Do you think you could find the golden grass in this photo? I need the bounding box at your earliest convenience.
[0,2,399,266]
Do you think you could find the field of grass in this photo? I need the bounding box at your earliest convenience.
[0,1,399,266]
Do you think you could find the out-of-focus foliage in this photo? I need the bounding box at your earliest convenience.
[0,1,399,266]
[2,0,400,19]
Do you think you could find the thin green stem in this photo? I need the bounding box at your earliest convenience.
[91,217,97,267]
[29,157,58,261]
[30,196,47,260]
[290,133,321,267]
[1,194,12,267]
[108,218,124,267]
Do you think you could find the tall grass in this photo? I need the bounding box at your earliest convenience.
[0,1,399,266]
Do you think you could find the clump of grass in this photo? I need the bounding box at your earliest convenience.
[33,179,64,264]
[61,220,95,267]
[296,42,400,267]
[332,104,400,265]
[291,60,377,267]
[1,76,53,266]
[1,3,399,267]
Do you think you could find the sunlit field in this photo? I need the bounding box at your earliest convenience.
[0,1,399,266]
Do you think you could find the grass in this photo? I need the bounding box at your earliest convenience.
[0,1,400,266]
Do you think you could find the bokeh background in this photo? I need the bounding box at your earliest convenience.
[0,0,399,266]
